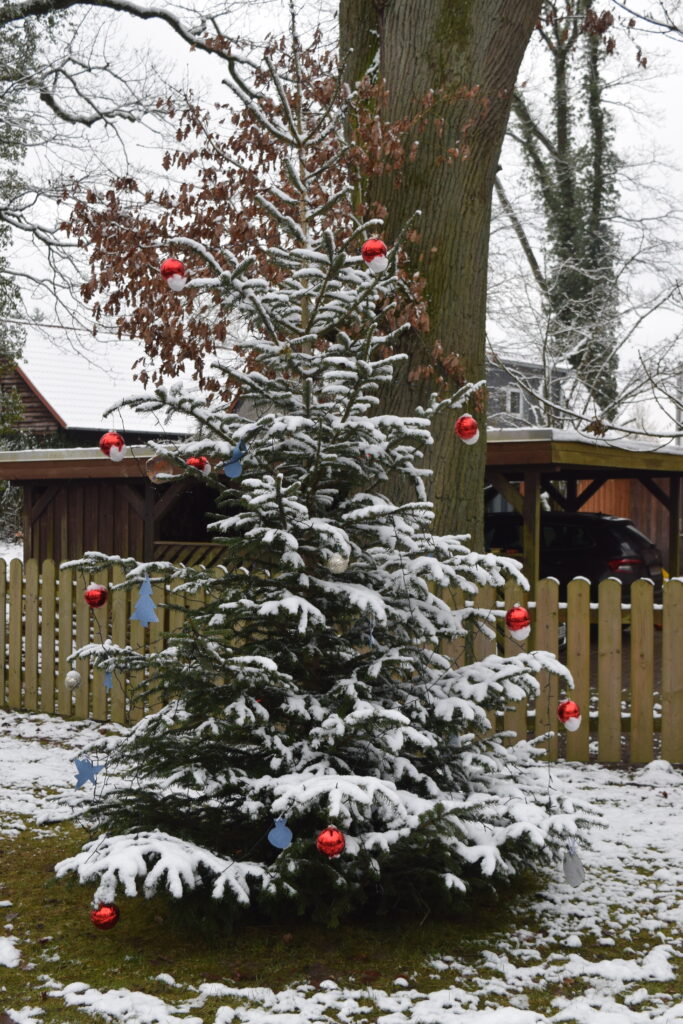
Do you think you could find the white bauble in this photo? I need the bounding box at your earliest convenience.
[327,553,349,574]
[65,669,82,691]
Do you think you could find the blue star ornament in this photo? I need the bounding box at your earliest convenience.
[103,671,113,692]
[223,440,247,480]
[267,817,293,850]
[74,758,104,790]
[130,574,159,627]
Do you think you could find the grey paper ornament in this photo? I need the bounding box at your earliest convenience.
[562,842,586,888]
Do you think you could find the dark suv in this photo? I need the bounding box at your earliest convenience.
[484,511,664,600]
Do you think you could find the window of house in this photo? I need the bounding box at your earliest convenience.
[506,388,522,415]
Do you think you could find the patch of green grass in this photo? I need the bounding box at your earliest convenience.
[0,823,681,1022]
[0,822,545,1019]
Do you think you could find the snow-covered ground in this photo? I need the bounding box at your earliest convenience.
[1,709,682,1024]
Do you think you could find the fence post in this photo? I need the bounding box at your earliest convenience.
[630,579,654,764]
[40,560,57,715]
[7,559,23,710]
[566,578,590,762]
[534,577,559,761]
[661,578,683,763]
[598,578,622,763]
[74,572,90,720]
[110,565,128,726]
[503,578,528,744]
[57,566,74,717]
[91,569,110,722]
[24,559,40,712]
[473,584,498,733]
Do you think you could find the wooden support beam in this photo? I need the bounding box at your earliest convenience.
[522,469,541,596]
[486,470,523,515]
[573,477,606,509]
[152,480,190,522]
[639,476,670,509]
[669,476,681,577]
[542,480,570,511]
[27,483,59,523]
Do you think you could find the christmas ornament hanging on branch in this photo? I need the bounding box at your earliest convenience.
[130,575,158,628]
[84,584,108,609]
[327,553,349,574]
[186,456,211,476]
[145,454,181,485]
[316,826,345,858]
[99,431,125,462]
[454,415,479,445]
[505,605,531,642]
[223,440,247,480]
[557,699,582,732]
[360,238,388,274]
[562,838,585,887]
[65,669,82,691]
[267,818,293,850]
[160,258,187,292]
[90,903,119,930]
[73,757,104,790]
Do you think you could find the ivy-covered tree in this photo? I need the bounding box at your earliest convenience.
[56,27,583,925]
[499,1,621,417]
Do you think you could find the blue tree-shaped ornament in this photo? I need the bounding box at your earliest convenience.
[223,440,247,479]
[130,575,158,627]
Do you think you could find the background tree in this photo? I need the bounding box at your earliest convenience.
[507,1,620,417]
[338,1,544,544]
[488,0,683,434]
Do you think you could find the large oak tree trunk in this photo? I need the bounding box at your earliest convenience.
[340,0,542,544]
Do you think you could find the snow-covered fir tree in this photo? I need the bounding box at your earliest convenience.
[58,24,584,923]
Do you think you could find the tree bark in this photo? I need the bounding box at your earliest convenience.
[339,0,542,544]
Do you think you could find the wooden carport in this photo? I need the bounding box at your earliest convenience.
[486,428,683,594]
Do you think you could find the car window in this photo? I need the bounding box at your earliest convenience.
[541,523,596,550]
[622,524,653,547]
[485,521,522,554]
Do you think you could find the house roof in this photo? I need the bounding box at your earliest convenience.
[17,331,194,435]
[487,428,683,476]
[1,427,683,482]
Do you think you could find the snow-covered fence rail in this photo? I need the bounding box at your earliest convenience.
[0,558,681,762]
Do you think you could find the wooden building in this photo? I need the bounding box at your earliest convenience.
[0,447,222,566]
[0,430,680,586]
[486,428,683,589]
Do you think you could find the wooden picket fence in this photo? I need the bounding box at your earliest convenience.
[0,558,681,764]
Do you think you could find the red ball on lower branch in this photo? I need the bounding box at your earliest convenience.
[316,826,345,858]
[84,584,108,609]
[90,903,119,930]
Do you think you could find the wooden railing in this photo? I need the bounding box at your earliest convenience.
[0,558,680,763]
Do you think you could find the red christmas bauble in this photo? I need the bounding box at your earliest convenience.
[186,456,211,476]
[505,605,531,634]
[316,825,345,858]
[454,414,479,445]
[557,699,582,731]
[99,431,125,462]
[160,257,186,280]
[84,584,108,609]
[160,258,187,292]
[90,903,119,930]
[361,238,387,264]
